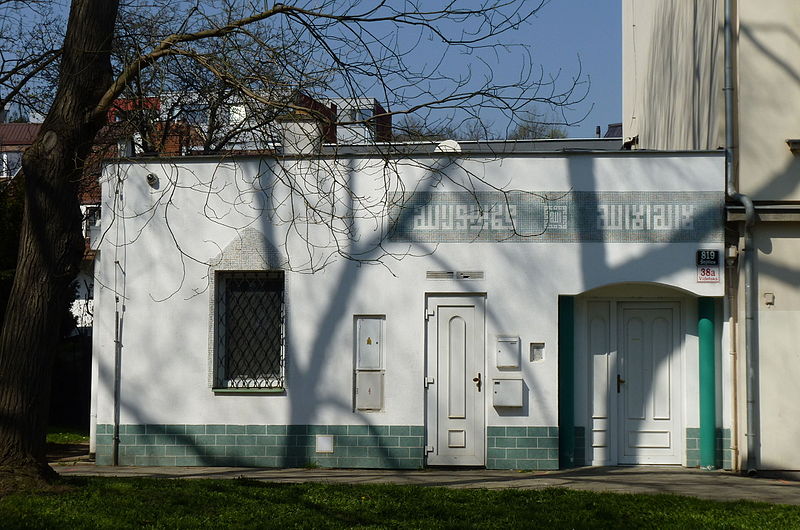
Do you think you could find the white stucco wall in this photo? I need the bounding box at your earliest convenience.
[92,151,725,433]
[622,0,725,151]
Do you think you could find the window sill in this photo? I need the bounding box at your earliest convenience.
[212,388,286,395]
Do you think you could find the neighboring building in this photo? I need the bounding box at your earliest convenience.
[604,123,622,139]
[623,0,800,471]
[325,98,392,144]
[0,122,98,332]
[108,92,341,155]
[0,123,40,178]
[91,143,727,469]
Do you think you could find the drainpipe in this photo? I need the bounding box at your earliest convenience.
[113,295,121,466]
[724,0,757,474]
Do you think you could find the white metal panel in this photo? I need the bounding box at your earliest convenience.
[315,435,334,453]
[355,371,383,410]
[492,379,523,407]
[356,317,383,370]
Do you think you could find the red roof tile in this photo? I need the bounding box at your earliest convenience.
[0,123,41,146]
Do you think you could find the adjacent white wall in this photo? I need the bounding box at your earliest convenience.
[622,0,800,471]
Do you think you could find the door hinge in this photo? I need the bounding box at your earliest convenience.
[425,307,435,321]
[425,445,434,453]
[424,376,435,389]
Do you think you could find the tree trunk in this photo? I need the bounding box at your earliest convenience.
[0,0,119,481]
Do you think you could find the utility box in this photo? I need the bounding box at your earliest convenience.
[355,371,383,410]
[496,336,520,369]
[356,317,383,370]
[493,378,523,407]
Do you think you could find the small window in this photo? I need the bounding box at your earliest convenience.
[215,271,285,389]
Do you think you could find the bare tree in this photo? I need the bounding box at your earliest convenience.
[0,0,587,484]
[508,106,568,140]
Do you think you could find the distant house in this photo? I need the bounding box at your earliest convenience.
[325,98,392,144]
[604,123,622,139]
[0,123,40,179]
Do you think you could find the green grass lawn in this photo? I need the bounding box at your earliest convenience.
[1,477,798,529]
[46,426,89,445]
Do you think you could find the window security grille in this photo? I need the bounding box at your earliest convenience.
[216,271,284,388]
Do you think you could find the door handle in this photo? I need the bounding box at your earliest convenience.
[472,372,482,392]
[617,374,625,393]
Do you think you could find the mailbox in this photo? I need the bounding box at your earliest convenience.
[496,336,520,369]
[493,378,523,407]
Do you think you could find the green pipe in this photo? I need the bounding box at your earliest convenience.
[698,297,716,468]
[558,296,575,469]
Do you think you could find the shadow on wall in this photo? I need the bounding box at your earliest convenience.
[98,155,478,468]
[641,1,722,150]
[97,151,741,469]
[738,21,800,201]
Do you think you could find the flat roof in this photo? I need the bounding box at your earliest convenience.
[109,139,727,165]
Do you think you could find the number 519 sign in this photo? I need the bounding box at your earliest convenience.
[696,249,720,283]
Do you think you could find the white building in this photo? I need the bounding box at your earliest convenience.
[90,145,728,469]
[325,98,392,144]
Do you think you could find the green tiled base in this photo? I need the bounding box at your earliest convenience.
[487,426,559,470]
[686,427,732,470]
[95,424,423,469]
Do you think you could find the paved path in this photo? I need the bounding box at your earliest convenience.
[54,464,800,505]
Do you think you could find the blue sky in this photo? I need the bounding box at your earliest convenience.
[522,1,622,138]
[9,1,622,138]
[399,1,622,139]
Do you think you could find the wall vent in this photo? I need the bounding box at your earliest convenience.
[426,270,484,280]
[426,271,455,280]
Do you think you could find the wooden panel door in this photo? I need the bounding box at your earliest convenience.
[425,296,485,466]
[617,303,682,464]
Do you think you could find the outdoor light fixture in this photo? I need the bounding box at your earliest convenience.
[146,173,159,189]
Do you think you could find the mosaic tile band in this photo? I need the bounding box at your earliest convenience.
[389,191,724,243]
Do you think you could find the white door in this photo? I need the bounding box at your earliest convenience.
[617,302,682,464]
[425,295,485,466]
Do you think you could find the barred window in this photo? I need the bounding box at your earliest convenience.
[215,271,285,389]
